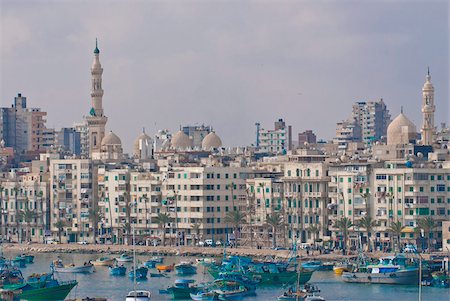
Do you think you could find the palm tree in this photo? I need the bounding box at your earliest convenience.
[357,216,377,252]
[224,211,247,247]
[19,204,38,243]
[388,220,405,252]
[334,217,353,254]
[360,192,370,216]
[54,220,66,243]
[154,213,171,246]
[88,208,102,243]
[142,194,149,235]
[417,217,437,252]
[191,222,201,246]
[265,212,283,249]
[307,223,321,249]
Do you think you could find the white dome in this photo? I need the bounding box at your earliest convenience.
[133,132,152,159]
[171,130,193,149]
[387,113,417,145]
[202,132,222,150]
[101,131,122,146]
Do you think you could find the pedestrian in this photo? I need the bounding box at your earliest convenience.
[306,249,310,256]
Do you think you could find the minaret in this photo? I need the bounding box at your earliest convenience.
[86,39,108,157]
[421,67,435,145]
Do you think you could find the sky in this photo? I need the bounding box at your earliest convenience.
[1,0,449,152]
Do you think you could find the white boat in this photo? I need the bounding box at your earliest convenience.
[116,253,133,263]
[51,260,94,273]
[125,290,151,301]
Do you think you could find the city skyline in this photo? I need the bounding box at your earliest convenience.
[1,1,449,152]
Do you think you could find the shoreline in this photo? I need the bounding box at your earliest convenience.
[1,243,437,261]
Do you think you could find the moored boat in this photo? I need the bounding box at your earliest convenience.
[92,257,115,266]
[175,262,197,275]
[143,259,157,268]
[150,256,164,263]
[342,254,419,285]
[301,261,322,272]
[156,263,175,272]
[51,260,94,273]
[16,254,34,264]
[333,263,352,275]
[116,253,133,263]
[215,287,247,301]
[126,290,151,301]
[129,266,148,280]
[190,290,217,301]
[3,279,78,301]
[109,264,126,276]
[165,279,198,299]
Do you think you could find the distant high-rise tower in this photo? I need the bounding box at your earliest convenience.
[421,68,435,145]
[86,39,108,157]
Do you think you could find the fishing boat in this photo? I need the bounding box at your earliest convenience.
[342,254,419,285]
[150,256,164,263]
[156,263,175,272]
[10,257,26,268]
[301,261,322,271]
[0,268,25,286]
[175,261,197,275]
[126,290,151,301]
[51,259,94,273]
[430,271,450,288]
[3,278,78,301]
[109,264,126,276]
[246,263,313,285]
[318,262,334,271]
[92,257,115,266]
[129,266,148,280]
[215,287,247,301]
[116,253,133,263]
[27,273,53,284]
[277,284,326,301]
[190,290,217,301]
[165,279,198,299]
[333,263,352,275]
[15,254,34,264]
[143,259,157,268]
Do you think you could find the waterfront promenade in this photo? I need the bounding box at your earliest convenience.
[1,243,439,261]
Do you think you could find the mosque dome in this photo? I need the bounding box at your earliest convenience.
[171,130,193,149]
[202,132,222,150]
[101,131,122,146]
[387,113,417,145]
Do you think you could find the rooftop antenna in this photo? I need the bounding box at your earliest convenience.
[401,106,403,114]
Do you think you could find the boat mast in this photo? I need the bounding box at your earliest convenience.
[295,239,300,301]
[418,254,422,301]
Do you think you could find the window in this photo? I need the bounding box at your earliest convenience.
[376,174,387,180]
[437,184,445,192]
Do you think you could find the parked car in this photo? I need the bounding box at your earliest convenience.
[77,241,89,245]
[45,238,59,244]
[298,243,311,250]
[215,240,222,246]
[205,239,214,246]
[197,241,205,247]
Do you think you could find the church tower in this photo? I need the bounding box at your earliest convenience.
[86,39,108,157]
[421,68,435,145]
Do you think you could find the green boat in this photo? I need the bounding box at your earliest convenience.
[3,280,77,301]
[165,279,199,299]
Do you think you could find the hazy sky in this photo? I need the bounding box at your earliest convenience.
[1,0,449,151]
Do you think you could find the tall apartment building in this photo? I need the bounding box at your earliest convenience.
[73,122,89,158]
[334,119,362,150]
[0,93,49,154]
[257,119,292,154]
[351,99,391,147]
[56,128,82,156]
[49,159,94,243]
[162,166,250,245]
[283,150,330,244]
[0,172,50,243]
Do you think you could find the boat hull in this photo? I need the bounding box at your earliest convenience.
[92,259,115,266]
[190,292,216,301]
[14,281,77,301]
[342,268,419,285]
[53,265,94,273]
[109,266,126,276]
[254,270,313,285]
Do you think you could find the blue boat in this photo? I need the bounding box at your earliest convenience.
[175,262,197,275]
[16,254,34,264]
[150,256,164,263]
[10,258,26,268]
[129,266,148,280]
[143,260,157,268]
[109,265,126,276]
[301,261,322,271]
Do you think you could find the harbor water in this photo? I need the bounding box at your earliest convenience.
[5,251,448,301]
